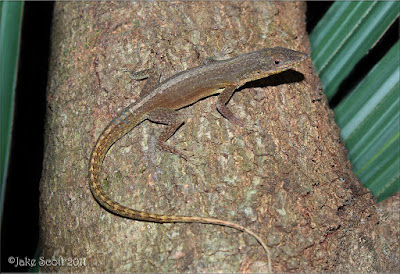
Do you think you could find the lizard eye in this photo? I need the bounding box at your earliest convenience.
[274,59,281,65]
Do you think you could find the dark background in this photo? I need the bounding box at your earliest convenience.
[1,1,398,272]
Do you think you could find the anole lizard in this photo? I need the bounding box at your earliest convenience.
[89,47,308,270]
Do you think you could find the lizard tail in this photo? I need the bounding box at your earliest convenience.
[88,111,272,272]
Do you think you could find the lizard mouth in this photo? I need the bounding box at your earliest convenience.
[272,59,306,75]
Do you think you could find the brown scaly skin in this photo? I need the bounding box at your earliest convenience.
[89,47,308,272]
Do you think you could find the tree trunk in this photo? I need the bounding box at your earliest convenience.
[39,1,396,272]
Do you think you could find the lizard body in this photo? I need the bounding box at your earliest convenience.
[89,47,308,270]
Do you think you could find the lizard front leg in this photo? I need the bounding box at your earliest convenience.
[216,85,245,126]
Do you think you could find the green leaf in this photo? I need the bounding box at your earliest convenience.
[335,42,399,202]
[0,1,24,209]
[310,1,400,100]
[310,1,400,202]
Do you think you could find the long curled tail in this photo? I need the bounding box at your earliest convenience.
[88,108,272,272]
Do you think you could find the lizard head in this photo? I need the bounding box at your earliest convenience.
[239,47,309,85]
[258,46,309,74]
[239,47,309,86]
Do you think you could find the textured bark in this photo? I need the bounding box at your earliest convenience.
[39,1,397,272]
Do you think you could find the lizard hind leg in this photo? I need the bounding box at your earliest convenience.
[147,108,188,159]
[129,68,161,98]
[147,107,272,272]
